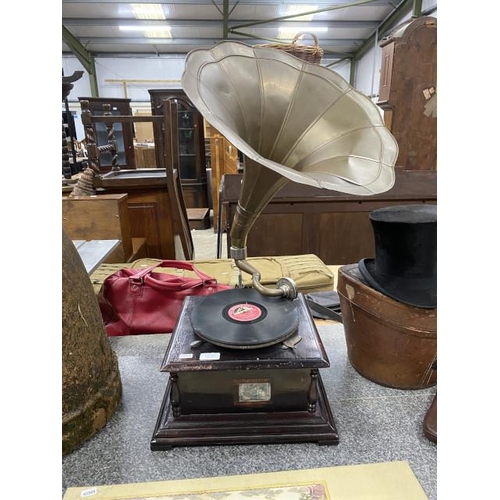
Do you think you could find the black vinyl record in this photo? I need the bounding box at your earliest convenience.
[190,288,299,349]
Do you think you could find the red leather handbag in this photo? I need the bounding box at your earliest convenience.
[97,260,233,336]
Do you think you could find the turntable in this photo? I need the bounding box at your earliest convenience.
[151,41,398,449]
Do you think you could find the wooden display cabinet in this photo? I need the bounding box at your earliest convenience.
[149,89,208,209]
[377,16,437,171]
[77,97,136,171]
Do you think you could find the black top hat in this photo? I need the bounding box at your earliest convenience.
[358,204,437,309]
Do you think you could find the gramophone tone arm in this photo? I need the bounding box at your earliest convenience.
[231,247,298,300]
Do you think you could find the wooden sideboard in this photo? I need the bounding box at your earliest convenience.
[221,169,437,265]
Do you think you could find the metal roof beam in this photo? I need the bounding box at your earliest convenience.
[62,49,357,60]
[222,0,229,38]
[62,25,99,96]
[412,0,422,17]
[62,19,380,30]
[62,0,392,5]
[73,37,365,46]
[63,52,188,59]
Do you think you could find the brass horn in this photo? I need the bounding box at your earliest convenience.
[182,41,399,299]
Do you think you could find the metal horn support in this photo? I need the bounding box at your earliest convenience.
[182,41,399,299]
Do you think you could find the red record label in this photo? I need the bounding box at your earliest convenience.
[227,302,263,322]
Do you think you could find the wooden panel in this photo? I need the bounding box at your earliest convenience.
[246,213,304,256]
[377,43,394,104]
[93,170,179,260]
[62,193,132,261]
[316,212,374,265]
[127,200,163,259]
[104,188,174,260]
[182,182,209,209]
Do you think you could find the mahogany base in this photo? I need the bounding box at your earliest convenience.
[151,374,338,450]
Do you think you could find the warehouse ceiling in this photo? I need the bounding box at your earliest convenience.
[62,0,436,62]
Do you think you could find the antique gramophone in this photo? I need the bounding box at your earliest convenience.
[151,41,398,449]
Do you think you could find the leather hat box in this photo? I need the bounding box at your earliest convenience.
[337,263,437,389]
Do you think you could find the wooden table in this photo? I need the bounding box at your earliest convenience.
[72,239,120,274]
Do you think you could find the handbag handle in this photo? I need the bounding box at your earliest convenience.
[131,260,217,291]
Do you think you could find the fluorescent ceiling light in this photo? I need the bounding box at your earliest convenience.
[131,4,165,20]
[119,25,172,38]
[144,29,171,38]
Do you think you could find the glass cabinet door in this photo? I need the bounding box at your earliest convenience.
[148,89,208,209]
[177,103,197,180]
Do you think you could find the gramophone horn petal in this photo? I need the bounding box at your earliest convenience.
[302,158,395,195]
[253,59,304,156]
[189,49,305,155]
[269,76,353,164]
[290,127,398,186]
[182,41,398,196]
[279,91,396,171]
